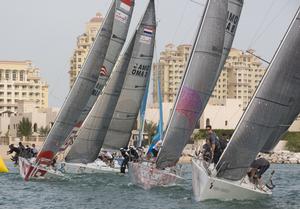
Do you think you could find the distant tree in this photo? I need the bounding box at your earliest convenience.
[38,126,50,136]
[144,121,157,144]
[17,117,32,138]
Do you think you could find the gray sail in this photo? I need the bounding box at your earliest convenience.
[103,0,156,150]
[156,0,236,169]
[76,0,135,124]
[216,7,300,181]
[37,2,115,163]
[65,34,136,163]
[37,0,134,164]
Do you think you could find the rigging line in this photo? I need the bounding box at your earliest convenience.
[246,50,270,64]
[189,0,205,6]
[171,0,189,44]
[248,0,277,49]
[250,2,291,48]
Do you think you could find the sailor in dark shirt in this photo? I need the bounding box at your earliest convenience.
[7,144,20,165]
[206,125,221,164]
[250,157,270,178]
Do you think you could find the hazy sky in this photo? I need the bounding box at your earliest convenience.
[0,0,299,107]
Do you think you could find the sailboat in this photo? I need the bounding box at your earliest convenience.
[59,0,156,174]
[19,0,134,181]
[192,5,300,201]
[129,0,243,190]
[101,0,156,155]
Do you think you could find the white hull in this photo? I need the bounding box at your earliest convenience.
[19,157,63,181]
[58,159,120,174]
[128,161,183,190]
[192,158,272,201]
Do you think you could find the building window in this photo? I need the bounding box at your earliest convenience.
[5,71,10,80]
[225,120,228,126]
[20,71,24,81]
[12,71,17,81]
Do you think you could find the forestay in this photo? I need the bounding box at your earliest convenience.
[156,0,240,169]
[65,35,136,163]
[216,7,300,181]
[37,2,116,164]
[102,0,156,150]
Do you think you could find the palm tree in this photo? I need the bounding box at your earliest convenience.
[17,117,32,138]
[38,126,50,136]
[144,121,157,145]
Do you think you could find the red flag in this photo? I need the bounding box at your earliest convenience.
[121,0,132,6]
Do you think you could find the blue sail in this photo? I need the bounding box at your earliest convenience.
[137,77,150,147]
[147,78,163,154]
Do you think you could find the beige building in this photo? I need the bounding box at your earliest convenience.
[69,13,104,88]
[211,48,266,109]
[8,100,58,137]
[0,60,48,115]
[153,44,192,104]
[153,46,266,110]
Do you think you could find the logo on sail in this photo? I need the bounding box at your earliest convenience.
[226,11,239,34]
[120,0,131,11]
[115,10,128,24]
[131,63,150,78]
[100,66,108,77]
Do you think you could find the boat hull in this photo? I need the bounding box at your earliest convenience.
[192,158,272,201]
[58,160,120,174]
[19,157,63,181]
[128,161,182,190]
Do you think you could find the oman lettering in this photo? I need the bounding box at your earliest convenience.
[226,11,239,34]
[131,63,150,77]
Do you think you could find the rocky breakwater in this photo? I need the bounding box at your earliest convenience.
[260,151,300,164]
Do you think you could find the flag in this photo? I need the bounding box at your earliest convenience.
[120,0,131,11]
[144,27,153,36]
[121,0,131,6]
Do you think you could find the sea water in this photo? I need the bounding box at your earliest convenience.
[0,163,299,209]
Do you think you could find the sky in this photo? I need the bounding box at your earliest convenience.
[0,0,299,107]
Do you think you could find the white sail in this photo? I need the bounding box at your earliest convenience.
[156,0,239,169]
[102,0,156,150]
[216,7,300,181]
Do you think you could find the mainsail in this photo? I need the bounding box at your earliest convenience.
[102,0,156,150]
[76,0,135,124]
[156,0,243,169]
[37,0,134,164]
[216,7,300,181]
[66,0,157,162]
[65,35,136,163]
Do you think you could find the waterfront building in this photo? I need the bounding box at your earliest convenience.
[7,100,58,137]
[153,44,192,104]
[210,48,267,109]
[153,46,266,110]
[69,13,103,88]
[0,60,48,115]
